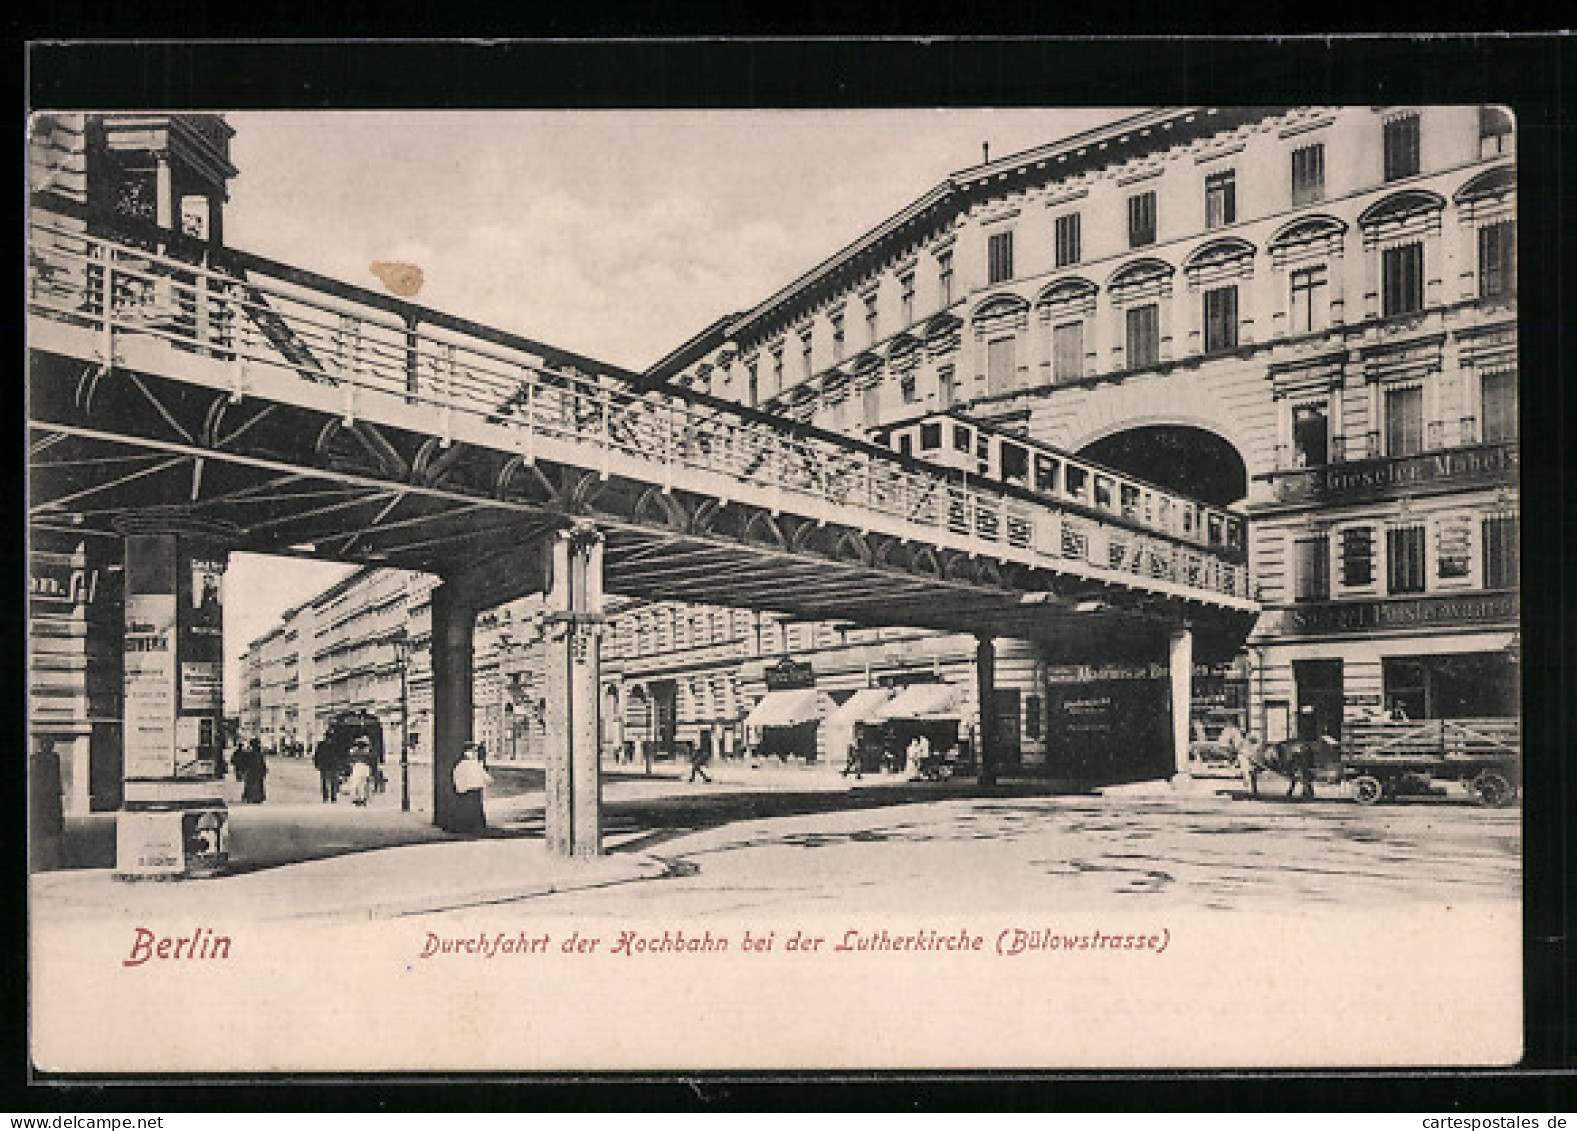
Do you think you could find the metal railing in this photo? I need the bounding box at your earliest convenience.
[27,209,1251,604]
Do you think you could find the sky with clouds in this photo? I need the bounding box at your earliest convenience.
[218,108,1131,710]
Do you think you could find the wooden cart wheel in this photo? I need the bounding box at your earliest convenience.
[1352,775,1384,805]
[1474,772,1515,807]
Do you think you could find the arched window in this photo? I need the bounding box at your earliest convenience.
[1358,190,1446,320]
[1106,259,1175,370]
[1035,278,1097,385]
[1183,239,1257,353]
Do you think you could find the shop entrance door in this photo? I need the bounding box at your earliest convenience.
[1293,659,1344,741]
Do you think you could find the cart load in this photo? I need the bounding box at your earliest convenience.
[1341,717,1519,806]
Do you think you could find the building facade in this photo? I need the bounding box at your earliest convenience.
[646,105,1519,757]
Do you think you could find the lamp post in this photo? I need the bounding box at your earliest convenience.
[391,630,411,812]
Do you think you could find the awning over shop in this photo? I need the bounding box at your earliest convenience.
[825,688,893,729]
[872,681,963,721]
[743,688,820,729]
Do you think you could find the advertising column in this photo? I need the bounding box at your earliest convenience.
[116,533,229,879]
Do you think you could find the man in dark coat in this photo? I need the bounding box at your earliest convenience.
[313,736,343,803]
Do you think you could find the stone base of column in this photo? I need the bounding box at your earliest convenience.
[115,781,229,880]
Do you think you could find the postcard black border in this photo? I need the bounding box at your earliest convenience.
[13,35,1575,1111]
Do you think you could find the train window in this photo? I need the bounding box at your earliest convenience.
[1001,443,1029,486]
[1034,454,1059,493]
[920,422,942,451]
[953,424,972,453]
[1065,465,1089,500]
[1094,475,1114,510]
[1158,497,1173,531]
[898,433,914,456]
[1226,518,1244,549]
[977,435,991,461]
[1208,514,1224,544]
[1182,505,1196,535]
[1120,483,1141,519]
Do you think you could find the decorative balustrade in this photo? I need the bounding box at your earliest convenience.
[27,209,1250,604]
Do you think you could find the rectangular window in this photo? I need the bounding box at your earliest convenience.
[1478,220,1516,301]
[1291,143,1326,205]
[1289,265,1328,334]
[988,231,1014,284]
[1055,213,1081,267]
[1341,526,1375,587]
[1125,304,1160,368]
[1293,402,1329,467]
[1482,514,1518,589]
[1128,191,1157,248]
[900,372,918,404]
[1025,694,1042,740]
[1205,170,1236,229]
[939,366,957,409]
[1033,453,1059,493]
[746,363,759,408]
[1382,241,1424,317]
[987,336,1017,395]
[1052,320,1084,383]
[862,379,880,425]
[1203,285,1239,352]
[771,349,783,395]
[830,312,845,360]
[1481,369,1518,443]
[864,292,879,344]
[1294,535,1330,602]
[799,331,813,379]
[938,251,954,306]
[1386,524,1427,594]
[1436,518,1472,580]
[900,272,915,324]
[1383,113,1421,181]
[1385,385,1424,457]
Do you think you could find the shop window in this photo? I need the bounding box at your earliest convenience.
[1382,241,1424,317]
[1128,191,1157,248]
[1385,385,1424,457]
[1387,523,1427,594]
[1436,518,1472,580]
[1478,220,1516,301]
[1341,526,1375,587]
[1055,213,1081,267]
[1125,303,1160,368]
[1205,170,1236,229]
[1291,142,1325,206]
[1289,265,1328,334]
[1025,694,1042,740]
[1203,285,1239,352]
[1383,112,1421,181]
[986,336,1017,395]
[1293,402,1330,467]
[1381,657,1427,720]
[1052,320,1083,383]
[988,231,1015,284]
[1482,514,1518,589]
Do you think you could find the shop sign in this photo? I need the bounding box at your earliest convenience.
[30,562,101,608]
[180,661,222,712]
[1283,590,1519,635]
[764,657,814,691]
[1272,442,1518,505]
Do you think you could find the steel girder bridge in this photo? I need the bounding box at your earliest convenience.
[27,201,1258,856]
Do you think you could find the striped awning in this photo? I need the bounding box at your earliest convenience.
[825,688,893,729]
[872,682,963,721]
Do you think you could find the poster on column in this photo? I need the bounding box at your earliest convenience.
[24,76,1541,1083]
[122,592,177,779]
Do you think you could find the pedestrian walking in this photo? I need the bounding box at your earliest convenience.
[449,742,492,832]
[345,736,375,807]
[313,736,343,803]
[239,738,268,804]
[688,741,712,783]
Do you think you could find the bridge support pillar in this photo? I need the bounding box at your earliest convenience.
[431,582,476,832]
[113,530,230,880]
[542,525,606,857]
[975,634,998,787]
[1169,625,1194,784]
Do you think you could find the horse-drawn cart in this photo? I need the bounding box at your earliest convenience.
[1341,717,1520,806]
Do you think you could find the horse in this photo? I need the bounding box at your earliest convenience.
[1236,736,1341,800]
